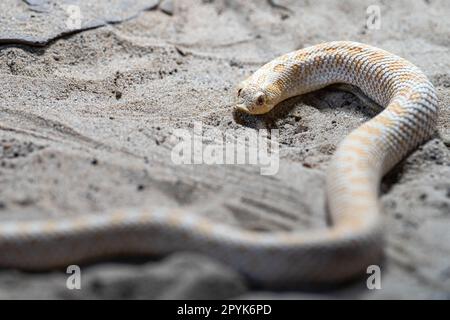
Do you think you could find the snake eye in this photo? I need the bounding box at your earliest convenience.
[256,94,265,105]
[237,88,242,96]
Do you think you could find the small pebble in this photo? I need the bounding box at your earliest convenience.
[160,0,174,16]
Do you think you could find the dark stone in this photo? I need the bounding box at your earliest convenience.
[1,0,159,46]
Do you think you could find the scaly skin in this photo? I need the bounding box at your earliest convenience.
[0,41,438,288]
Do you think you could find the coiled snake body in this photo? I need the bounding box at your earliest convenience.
[0,42,438,288]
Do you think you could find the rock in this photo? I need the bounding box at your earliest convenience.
[0,254,247,299]
[62,253,248,299]
[0,0,160,46]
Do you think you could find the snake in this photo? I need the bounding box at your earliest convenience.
[0,41,438,288]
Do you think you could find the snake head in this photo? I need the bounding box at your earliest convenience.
[234,83,273,115]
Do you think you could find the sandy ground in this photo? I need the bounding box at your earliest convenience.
[0,0,449,299]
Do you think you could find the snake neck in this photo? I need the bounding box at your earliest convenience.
[252,41,431,110]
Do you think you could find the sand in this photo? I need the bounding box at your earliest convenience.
[0,0,449,299]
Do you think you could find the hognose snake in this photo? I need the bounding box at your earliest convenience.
[0,41,438,288]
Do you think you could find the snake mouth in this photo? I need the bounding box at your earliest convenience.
[234,104,251,113]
